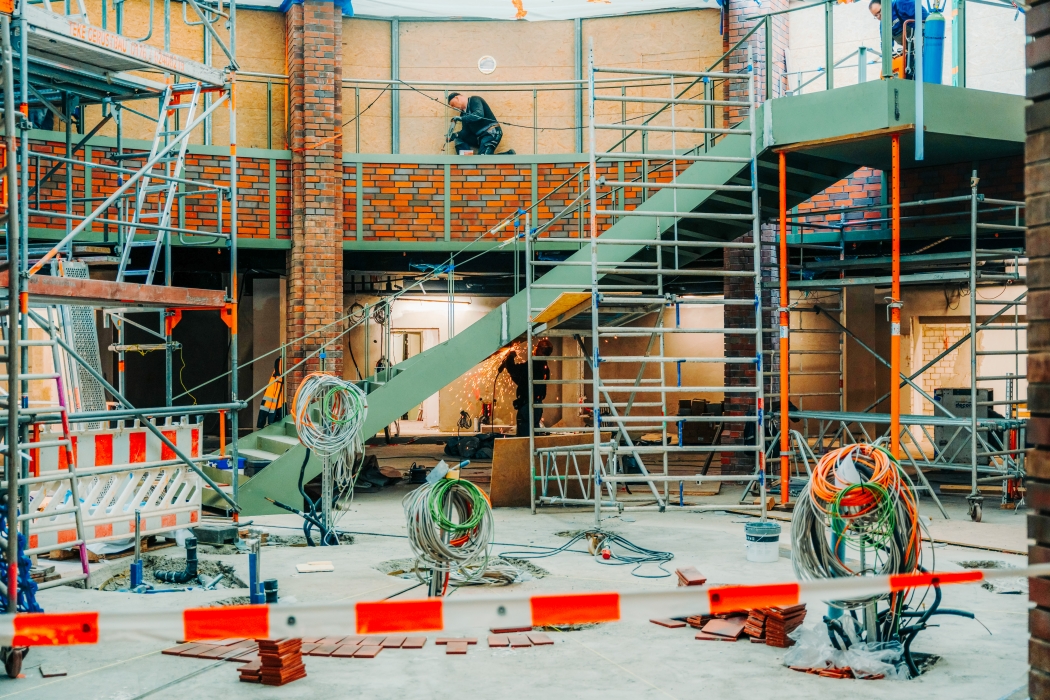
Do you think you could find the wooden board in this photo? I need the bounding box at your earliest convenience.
[490,432,609,507]
[531,292,591,325]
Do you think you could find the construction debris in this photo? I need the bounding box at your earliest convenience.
[675,566,707,587]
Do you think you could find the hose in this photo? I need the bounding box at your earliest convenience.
[402,479,493,585]
[791,444,921,609]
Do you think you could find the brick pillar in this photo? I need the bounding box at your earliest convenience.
[724,0,789,126]
[720,0,787,474]
[1027,0,1050,695]
[285,0,344,390]
[721,229,777,475]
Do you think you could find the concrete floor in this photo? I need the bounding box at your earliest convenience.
[10,486,1030,700]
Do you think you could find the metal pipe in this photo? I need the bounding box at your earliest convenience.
[890,133,901,458]
[229,74,240,517]
[970,171,979,501]
[915,0,924,160]
[779,151,789,506]
[3,14,20,615]
[749,48,766,523]
[390,18,399,154]
[825,1,834,90]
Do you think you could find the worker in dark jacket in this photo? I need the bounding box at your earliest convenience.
[447,92,505,155]
[868,0,928,45]
[498,338,553,437]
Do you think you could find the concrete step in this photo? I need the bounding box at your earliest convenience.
[237,447,281,463]
[257,433,299,456]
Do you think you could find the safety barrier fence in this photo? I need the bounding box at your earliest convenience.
[7,563,1046,646]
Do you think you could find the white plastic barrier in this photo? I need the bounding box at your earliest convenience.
[26,418,203,553]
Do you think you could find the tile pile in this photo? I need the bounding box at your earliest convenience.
[743,604,807,647]
[675,566,707,587]
[697,614,747,642]
[254,638,306,686]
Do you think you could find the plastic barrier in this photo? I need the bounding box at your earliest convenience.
[3,562,1046,647]
[26,418,203,554]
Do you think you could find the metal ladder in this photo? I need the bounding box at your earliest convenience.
[0,307,90,589]
[117,82,203,284]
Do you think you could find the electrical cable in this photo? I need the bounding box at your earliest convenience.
[402,478,494,586]
[290,373,370,545]
[791,444,921,610]
[500,530,674,579]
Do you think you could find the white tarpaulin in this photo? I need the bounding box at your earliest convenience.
[258,0,721,20]
[351,0,719,20]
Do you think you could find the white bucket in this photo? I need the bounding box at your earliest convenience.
[745,521,781,563]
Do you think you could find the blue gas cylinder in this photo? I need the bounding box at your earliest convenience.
[923,11,945,84]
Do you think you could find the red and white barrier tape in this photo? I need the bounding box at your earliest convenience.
[5,563,1046,647]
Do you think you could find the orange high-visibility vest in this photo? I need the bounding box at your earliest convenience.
[261,365,285,414]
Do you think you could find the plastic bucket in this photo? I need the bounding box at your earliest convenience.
[745,521,781,563]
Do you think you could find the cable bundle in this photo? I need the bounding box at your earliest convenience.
[402,479,494,589]
[791,444,922,609]
[293,372,369,490]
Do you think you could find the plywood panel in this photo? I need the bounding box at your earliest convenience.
[490,431,608,507]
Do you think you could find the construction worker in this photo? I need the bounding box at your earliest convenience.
[447,92,511,156]
[257,358,285,428]
[498,338,553,437]
[868,0,928,48]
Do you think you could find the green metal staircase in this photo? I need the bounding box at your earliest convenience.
[218,80,1023,516]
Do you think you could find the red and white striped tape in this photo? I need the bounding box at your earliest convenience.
[3,563,1045,647]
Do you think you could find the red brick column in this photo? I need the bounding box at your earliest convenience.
[720,0,788,473]
[286,0,344,389]
[724,0,789,126]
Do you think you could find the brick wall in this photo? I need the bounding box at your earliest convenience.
[917,324,970,414]
[24,138,291,240]
[285,0,344,386]
[1026,0,1050,695]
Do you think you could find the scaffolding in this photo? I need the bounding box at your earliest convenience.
[772,157,1027,522]
[0,0,244,611]
[524,45,768,526]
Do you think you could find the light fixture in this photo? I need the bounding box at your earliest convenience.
[478,55,496,74]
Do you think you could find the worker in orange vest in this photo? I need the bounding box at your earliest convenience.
[257,358,285,428]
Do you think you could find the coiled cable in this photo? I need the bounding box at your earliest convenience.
[791,444,923,609]
[402,479,493,586]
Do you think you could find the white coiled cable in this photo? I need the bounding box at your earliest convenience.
[402,479,493,586]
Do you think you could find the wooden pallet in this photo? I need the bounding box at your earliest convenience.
[46,535,176,562]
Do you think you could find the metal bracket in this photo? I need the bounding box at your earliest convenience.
[884,296,903,322]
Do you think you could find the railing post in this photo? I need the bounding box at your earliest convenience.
[953,0,966,87]
[882,0,893,77]
[825,0,834,90]
[391,18,399,154]
[858,46,867,83]
[764,17,772,100]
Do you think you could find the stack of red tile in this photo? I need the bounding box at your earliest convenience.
[252,638,306,686]
[675,566,707,587]
[743,609,768,641]
[685,615,712,629]
[697,615,747,642]
[763,604,807,648]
